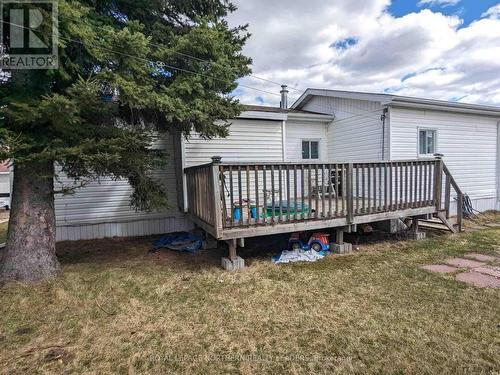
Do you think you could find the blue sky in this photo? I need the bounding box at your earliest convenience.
[230,0,500,106]
[390,0,499,26]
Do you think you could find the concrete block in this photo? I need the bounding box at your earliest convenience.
[331,243,353,254]
[221,256,245,271]
[405,231,426,240]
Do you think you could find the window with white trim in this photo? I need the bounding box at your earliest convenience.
[418,129,437,155]
[302,140,319,160]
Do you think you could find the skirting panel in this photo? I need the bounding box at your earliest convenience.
[56,215,194,242]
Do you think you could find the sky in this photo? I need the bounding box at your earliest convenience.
[228,0,500,107]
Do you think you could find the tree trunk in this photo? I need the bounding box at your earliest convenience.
[0,161,59,283]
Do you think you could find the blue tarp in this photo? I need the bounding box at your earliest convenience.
[153,232,203,253]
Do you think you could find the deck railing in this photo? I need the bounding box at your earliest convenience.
[185,157,462,237]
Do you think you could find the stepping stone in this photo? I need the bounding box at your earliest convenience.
[474,266,500,279]
[421,264,458,274]
[463,253,496,262]
[455,271,500,289]
[444,258,486,269]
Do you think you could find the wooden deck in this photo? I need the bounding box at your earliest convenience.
[184,158,463,240]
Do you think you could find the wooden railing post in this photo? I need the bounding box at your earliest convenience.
[433,155,443,211]
[346,163,354,224]
[210,156,223,238]
[456,192,463,232]
[444,174,451,219]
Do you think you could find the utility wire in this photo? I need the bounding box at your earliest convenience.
[0,19,385,122]
[59,13,303,93]
[0,19,287,98]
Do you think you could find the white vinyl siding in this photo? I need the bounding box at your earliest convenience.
[285,120,328,162]
[184,118,283,167]
[54,134,186,240]
[390,107,498,208]
[0,173,10,195]
[302,96,386,161]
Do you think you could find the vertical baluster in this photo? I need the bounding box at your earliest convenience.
[368,164,373,213]
[399,162,403,208]
[229,166,234,226]
[254,165,260,224]
[308,164,312,220]
[262,165,267,223]
[321,164,325,218]
[428,161,434,205]
[246,165,251,225]
[354,164,359,214]
[383,163,388,211]
[373,163,380,212]
[403,162,407,209]
[419,162,424,207]
[378,163,382,212]
[301,165,305,220]
[388,162,392,211]
[335,164,339,217]
[278,165,283,222]
[314,164,319,219]
[389,162,394,210]
[423,162,428,206]
[444,174,451,219]
[270,165,275,224]
[294,165,298,220]
[409,162,413,208]
[286,165,291,222]
[341,164,346,216]
[361,164,366,214]
[328,164,333,218]
[238,166,243,226]
[395,162,400,210]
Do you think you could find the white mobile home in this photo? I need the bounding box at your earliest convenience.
[292,89,500,212]
[53,89,500,242]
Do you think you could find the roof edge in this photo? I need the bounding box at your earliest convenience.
[292,88,500,116]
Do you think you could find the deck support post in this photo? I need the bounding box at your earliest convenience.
[331,227,352,254]
[221,239,245,271]
[407,217,426,240]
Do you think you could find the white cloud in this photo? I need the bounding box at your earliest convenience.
[417,0,460,7]
[482,4,500,19]
[228,1,500,107]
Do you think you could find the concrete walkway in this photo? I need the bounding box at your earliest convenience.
[421,253,500,288]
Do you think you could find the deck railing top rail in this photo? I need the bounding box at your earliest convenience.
[184,158,439,171]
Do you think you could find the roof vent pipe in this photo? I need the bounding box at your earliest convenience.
[280,85,289,109]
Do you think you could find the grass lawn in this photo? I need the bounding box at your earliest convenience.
[0,222,499,374]
[0,221,7,243]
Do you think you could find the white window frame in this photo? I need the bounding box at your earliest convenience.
[417,128,438,157]
[301,139,320,160]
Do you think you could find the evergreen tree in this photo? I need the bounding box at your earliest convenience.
[0,0,251,283]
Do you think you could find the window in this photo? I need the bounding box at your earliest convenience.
[302,140,319,159]
[419,129,437,155]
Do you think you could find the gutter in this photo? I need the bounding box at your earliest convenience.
[238,110,334,123]
[287,112,335,122]
[238,111,287,121]
[384,99,500,117]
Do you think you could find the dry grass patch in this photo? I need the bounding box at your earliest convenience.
[0,221,7,243]
[0,225,499,374]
